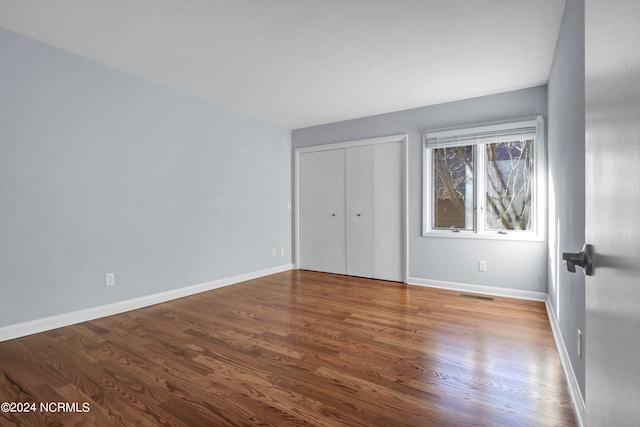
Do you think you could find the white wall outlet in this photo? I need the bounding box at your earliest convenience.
[287,202,292,211]
[577,329,583,358]
[478,261,487,272]
[280,247,285,256]
[105,273,115,287]
[272,248,276,256]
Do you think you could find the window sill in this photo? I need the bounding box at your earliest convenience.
[422,230,544,242]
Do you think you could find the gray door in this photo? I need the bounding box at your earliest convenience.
[585,0,640,424]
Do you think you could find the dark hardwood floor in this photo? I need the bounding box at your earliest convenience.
[0,270,577,426]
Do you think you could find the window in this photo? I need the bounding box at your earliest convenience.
[423,117,544,239]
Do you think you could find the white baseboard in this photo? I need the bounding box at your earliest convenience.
[407,277,547,301]
[545,297,586,427]
[0,264,294,343]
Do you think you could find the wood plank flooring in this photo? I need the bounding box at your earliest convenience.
[0,270,577,426]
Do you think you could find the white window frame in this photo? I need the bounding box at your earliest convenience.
[422,116,545,241]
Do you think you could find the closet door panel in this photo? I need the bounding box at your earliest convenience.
[298,152,323,271]
[346,145,374,278]
[321,149,347,275]
[373,142,404,282]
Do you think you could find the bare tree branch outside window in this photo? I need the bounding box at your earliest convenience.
[485,140,533,230]
[432,139,533,231]
[433,145,473,229]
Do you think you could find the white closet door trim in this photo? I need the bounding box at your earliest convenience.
[296,134,407,154]
[295,134,408,283]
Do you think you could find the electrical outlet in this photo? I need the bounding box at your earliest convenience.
[287,202,292,211]
[577,329,583,358]
[478,261,487,272]
[280,248,285,256]
[272,248,276,256]
[105,273,115,287]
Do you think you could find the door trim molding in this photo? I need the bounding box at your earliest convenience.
[295,134,407,154]
[294,134,409,282]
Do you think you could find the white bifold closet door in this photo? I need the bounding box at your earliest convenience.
[372,142,403,281]
[298,141,403,282]
[298,151,324,272]
[298,149,347,275]
[320,149,347,275]
[346,145,374,278]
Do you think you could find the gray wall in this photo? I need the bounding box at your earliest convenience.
[0,29,292,327]
[547,0,586,397]
[293,86,548,293]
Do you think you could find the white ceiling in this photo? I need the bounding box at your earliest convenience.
[0,0,566,129]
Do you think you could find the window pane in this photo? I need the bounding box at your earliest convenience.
[484,140,533,231]
[432,145,474,230]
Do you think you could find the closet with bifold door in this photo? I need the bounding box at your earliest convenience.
[297,136,405,282]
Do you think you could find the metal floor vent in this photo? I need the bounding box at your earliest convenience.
[459,293,495,302]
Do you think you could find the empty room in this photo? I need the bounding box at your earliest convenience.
[1,0,639,426]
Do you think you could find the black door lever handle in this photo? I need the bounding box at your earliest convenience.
[562,244,594,276]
